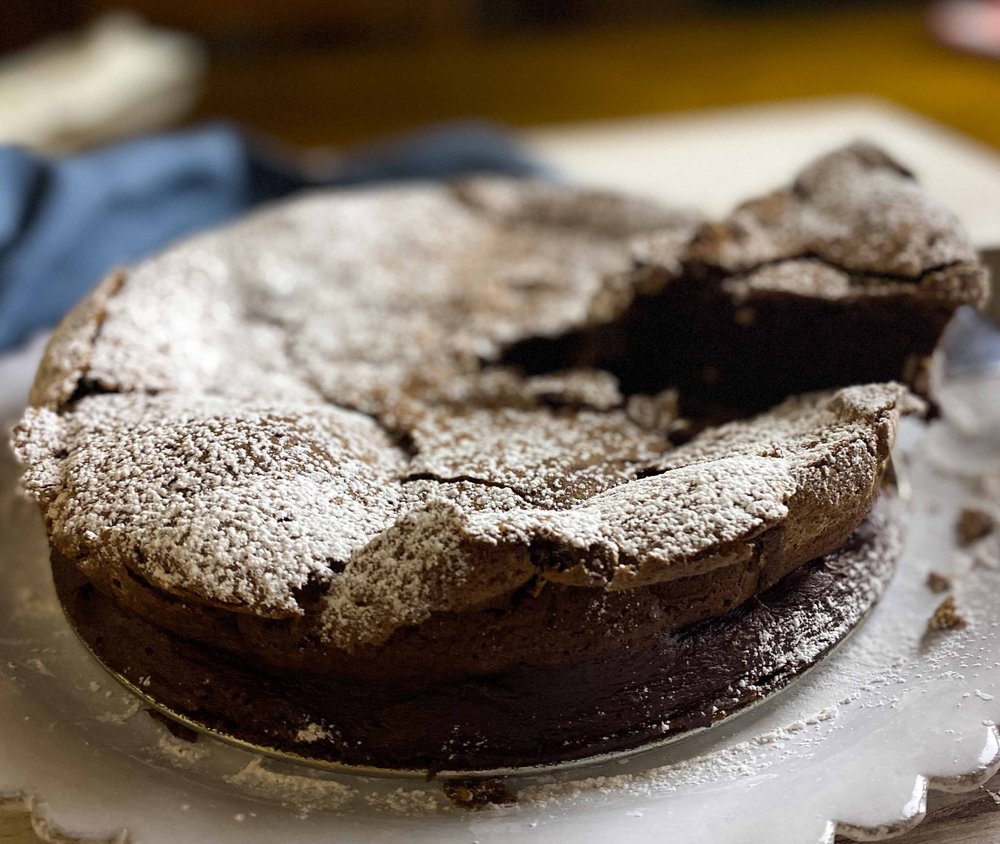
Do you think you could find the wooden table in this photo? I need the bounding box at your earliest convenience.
[4,4,1000,841]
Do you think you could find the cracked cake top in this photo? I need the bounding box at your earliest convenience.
[13,143,986,649]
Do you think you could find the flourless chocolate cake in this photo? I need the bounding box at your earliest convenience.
[13,144,989,773]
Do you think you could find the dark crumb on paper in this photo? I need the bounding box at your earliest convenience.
[147,708,200,743]
[926,571,952,594]
[443,778,517,810]
[956,505,996,547]
[928,596,967,632]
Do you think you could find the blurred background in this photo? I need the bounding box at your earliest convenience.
[2,0,999,152]
[2,9,1000,844]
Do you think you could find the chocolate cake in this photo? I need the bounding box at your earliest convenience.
[13,143,989,773]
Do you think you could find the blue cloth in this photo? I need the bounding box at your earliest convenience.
[0,122,546,351]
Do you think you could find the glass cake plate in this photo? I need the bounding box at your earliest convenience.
[3,99,1000,844]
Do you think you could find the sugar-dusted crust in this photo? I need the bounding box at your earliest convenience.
[24,180,695,420]
[638,141,986,295]
[12,145,984,654]
[53,492,903,772]
[19,381,909,656]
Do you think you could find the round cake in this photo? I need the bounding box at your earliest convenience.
[13,144,988,773]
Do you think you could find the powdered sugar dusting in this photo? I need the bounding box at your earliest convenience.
[320,384,908,647]
[225,758,354,811]
[17,394,405,615]
[152,733,208,767]
[295,724,334,744]
[689,142,979,279]
[11,148,960,647]
[631,142,987,311]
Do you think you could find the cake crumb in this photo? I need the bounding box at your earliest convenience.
[926,571,952,594]
[442,778,517,810]
[956,505,995,546]
[928,596,967,631]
